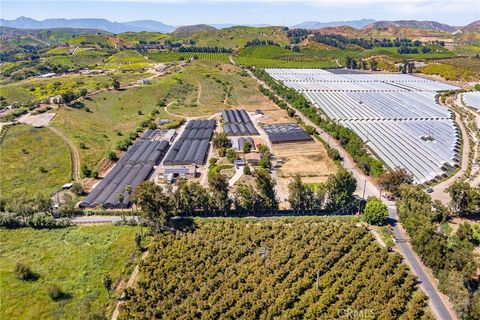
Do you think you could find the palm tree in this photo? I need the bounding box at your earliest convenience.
[125,184,133,216]
[117,193,125,220]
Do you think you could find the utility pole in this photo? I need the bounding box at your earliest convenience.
[362,179,367,200]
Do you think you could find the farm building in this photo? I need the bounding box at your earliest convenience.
[245,152,261,165]
[231,137,255,152]
[262,123,312,144]
[139,129,177,141]
[222,109,259,136]
[79,140,170,209]
[157,165,196,182]
[163,119,215,165]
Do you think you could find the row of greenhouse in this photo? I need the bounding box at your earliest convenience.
[163,119,216,165]
[80,140,170,208]
[265,68,462,183]
[265,68,459,92]
[305,91,451,121]
[344,119,460,183]
[222,109,259,136]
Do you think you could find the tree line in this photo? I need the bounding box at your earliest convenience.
[397,184,480,319]
[132,169,357,232]
[177,46,233,53]
[244,39,281,47]
[286,30,426,50]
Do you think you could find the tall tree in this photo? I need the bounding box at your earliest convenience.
[234,184,261,213]
[325,169,357,210]
[255,170,279,210]
[212,132,232,149]
[173,180,210,215]
[378,167,414,196]
[362,197,389,225]
[288,175,317,211]
[447,182,477,215]
[132,181,173,231]
[208,173,230,214]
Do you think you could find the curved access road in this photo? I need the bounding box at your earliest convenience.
[430,98,470,205]
[46,126,81,181]
[244,65,457,320]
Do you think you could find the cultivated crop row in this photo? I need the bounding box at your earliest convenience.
[148,52,230,63]
[119,219,428,319]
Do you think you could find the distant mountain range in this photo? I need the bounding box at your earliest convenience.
[1,17,478,34]
[0,16,175,33]
[366,20,457,32]
[292,19,375,29]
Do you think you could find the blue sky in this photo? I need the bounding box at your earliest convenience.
[1,0,478,26]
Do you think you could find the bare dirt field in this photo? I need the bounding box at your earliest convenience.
[272,140,338,190]
[18,112,56,127]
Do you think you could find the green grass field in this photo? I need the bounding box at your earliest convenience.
[51,82,177,170]
[51,59,274,170]
[235,45,339,68]
[1,72,148,105]
[117,32,169,46]
[0,124,71,197]
[67,34,114,48]
[170,26,289,50]
[0,225,140,320]
[102,50,152,70]
[452,45,480,57]
[419,57,480,81]
[41,49,111,70]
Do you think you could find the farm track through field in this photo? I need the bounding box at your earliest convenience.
[46,126,81,181]
[242,61,457,320]
[196,80,203,105]
[431,98,470,204]
[111,250,149,320]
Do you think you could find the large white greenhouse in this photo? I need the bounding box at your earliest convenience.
[265,68,461,184]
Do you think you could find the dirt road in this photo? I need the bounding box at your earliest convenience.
[46,126,81,181]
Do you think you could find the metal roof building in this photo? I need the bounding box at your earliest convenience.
[262,123,312,144]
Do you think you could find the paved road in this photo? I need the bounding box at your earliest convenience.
[244,65,457,320]
[388,206,455,320]
[228,166,244,187]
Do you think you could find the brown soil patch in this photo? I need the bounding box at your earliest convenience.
[273,140,337,182]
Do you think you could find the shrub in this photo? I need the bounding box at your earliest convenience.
[81,164,92,178]
[327,148,341,161]
[108,151,118,161]
[363,197,389,226]
[226,149,237,163]
[14,263,38,281]
[71,182,84,196]
[47,284,64,300]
